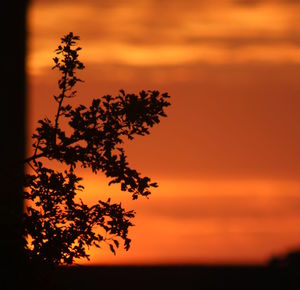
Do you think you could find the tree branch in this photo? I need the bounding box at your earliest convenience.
[24,152,46,163]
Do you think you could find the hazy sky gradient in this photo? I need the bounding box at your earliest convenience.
[28,0,300,264]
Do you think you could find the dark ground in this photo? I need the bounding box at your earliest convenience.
[23,264,300,290]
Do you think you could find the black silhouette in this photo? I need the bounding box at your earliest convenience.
[269,248,300,269]
[23,32,170,266]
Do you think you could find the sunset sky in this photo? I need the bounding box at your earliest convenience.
[27,0,300,265]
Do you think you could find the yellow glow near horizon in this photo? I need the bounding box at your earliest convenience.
[72,176,300,265]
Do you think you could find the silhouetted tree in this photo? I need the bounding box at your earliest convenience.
[23,32,170,266]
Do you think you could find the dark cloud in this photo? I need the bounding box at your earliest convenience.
[233,0,261,6]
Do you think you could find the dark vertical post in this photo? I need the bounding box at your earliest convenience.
[0,1,28,289]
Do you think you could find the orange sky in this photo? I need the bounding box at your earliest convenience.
[27,0,300,265]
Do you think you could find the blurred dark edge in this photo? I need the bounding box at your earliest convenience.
[0,1,28,289]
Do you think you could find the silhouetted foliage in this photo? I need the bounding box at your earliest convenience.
[269,249,300,269]
[23,32,170,266]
